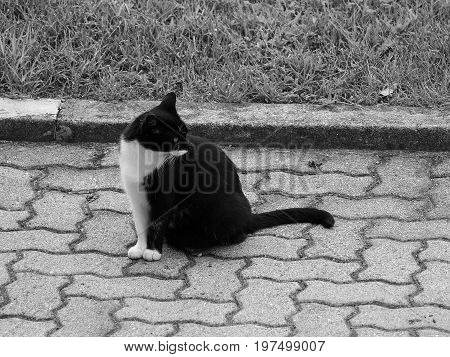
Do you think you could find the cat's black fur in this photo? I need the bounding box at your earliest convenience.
[122,93,334,254]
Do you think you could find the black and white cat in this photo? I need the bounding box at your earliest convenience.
[120,93,334,261]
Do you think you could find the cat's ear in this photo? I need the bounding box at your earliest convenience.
[159,92,177,112]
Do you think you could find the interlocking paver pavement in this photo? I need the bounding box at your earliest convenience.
[292,303,353,336]
[181,257,245,301]
[358,239,421,283]
[0,318,56,337]
[0,272,68,319]
[0,210,29,230]
[52,297,121,336]
[176,323,290,337]
[372,155,431,198]
[354,327,410,337]
[233,279,298,325]
[413,262,450,306]
[0,141,448,337]
[427,178,450,219]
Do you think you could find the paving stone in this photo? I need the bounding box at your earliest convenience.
[112,321,175,337]
[239,172,263,191]
[0,210,29,229]
[207,236,307,259]
[260,171,372,196]
[0,230,78,253]
[0,252,16,285]
[366,219,450,241]
[255,194,315,215]
[243,258,359,283]
[372,156,431,198]
[358,239,421,283]
[234,279,298,325]
[292,303,353,336]
[117,298,235,324]
[431,156,450,177]
[125,245,190,279]
[427,178,450,219]
[244,191,259,206]
[40,167,122,191]
[320,196,425,220]
[416,329,450,337]
[305,219,367,260]
[0,141,96,168]
[419,240,450,261]
[89,191,131,213]
[76,211,135,255]
[296,281,415,306]
[0,166,36,210]
[181,257,244,301]
[27,191,86,231]
[14,251,129,277]
[0,272,68,319]
[101,145,119,166]
[354,327,409,337]
[351,305,450,330]
[177,323,290,337]
[413,262,450,306]
[0,318,56,336]
[319,150,379,175]
[225,148,316,173]
[65,275,183,299]
[53,297,120,336]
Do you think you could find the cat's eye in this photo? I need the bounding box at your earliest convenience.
[179,125,187,135]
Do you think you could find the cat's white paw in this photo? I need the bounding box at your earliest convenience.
[143,249,162,261]
[128,245,146,259]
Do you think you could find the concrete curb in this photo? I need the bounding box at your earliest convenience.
[1,97,449,150]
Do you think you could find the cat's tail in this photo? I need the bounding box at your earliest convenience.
[246,208,334,233]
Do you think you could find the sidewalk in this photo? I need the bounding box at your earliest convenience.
[0,141,449,336]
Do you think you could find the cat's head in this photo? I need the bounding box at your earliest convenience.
[122,92,190,152]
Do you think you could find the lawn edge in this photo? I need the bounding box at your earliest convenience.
[1,98,449,151]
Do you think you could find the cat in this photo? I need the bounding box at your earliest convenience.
[119,92,334,261]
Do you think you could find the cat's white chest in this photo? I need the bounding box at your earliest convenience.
[119,139,169,185]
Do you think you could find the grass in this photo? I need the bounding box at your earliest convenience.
[0,0,449,106]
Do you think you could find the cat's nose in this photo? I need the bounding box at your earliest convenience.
[173,137,179,143]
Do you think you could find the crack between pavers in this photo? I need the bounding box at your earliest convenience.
[408,240,428,307]
[46,275,73,337]
[345,306,359,337]
[241,167,374,178]
[15,167,48,228]
[119,316,290,329]
[0,314,55,322]
[285,282,306,337]
[365,236,450,243]
[104,297,126,337]
[421,258,450,264]
[226,257,251,326]
[408,328,419,336]
[167,253,195,301]
[352,324,450,335]
[0,252,23,310]
[10,248,130,258]
[37,186,124,195]
[349,220,372,282]
[67,200,94,253]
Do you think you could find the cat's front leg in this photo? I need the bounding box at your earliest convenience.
[124,183,151,259]
[143,217,169,261]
